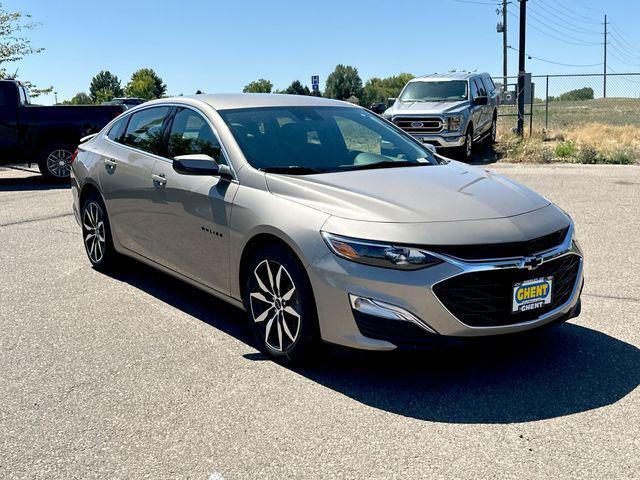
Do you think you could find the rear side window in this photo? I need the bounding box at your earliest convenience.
[122,106,170,155]
[167,108,226,164]
[106,116,128,142]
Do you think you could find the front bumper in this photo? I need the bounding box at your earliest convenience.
[409,133,465,148]
[306,233,584,351]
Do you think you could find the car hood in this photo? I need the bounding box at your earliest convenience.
[265,161,551,223]
[389,100,469,115]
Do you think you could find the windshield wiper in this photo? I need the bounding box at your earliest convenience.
[260,166,324,175]
[343,160,429,171]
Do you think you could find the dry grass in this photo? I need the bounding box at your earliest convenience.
[495,122,640,165]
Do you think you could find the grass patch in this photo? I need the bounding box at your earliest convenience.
[495,122,640,165]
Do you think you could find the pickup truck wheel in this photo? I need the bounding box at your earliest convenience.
[38,144,74,181]
[489,115,497,144]
[456,126,474,161]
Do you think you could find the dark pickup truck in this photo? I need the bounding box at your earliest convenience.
[0,80,123,180]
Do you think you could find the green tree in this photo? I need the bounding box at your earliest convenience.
[556,87,594,102]
[362,73,414,106]
[0,3,51,97]
[243,78,273,93]
[324,64,363,101]
[284,80,311,95]
[62,92,92,105]
[124,68,167,100]
[90,71,123,103]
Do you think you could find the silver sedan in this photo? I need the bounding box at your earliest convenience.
[71,94,584,363]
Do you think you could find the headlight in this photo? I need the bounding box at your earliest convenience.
[321,232,443,270]
[447,115,462,131]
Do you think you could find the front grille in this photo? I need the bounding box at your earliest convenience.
[425,227,569,261]
[393,116,443,134]
[432,254,581,327]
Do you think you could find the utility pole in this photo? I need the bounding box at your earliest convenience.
[516,0,527,135]
[503,0,508,91]
[603,14,608,98]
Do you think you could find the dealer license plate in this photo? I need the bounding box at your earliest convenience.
[512,276,553,313]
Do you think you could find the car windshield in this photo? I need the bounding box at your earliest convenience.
[218,106,440,174]
[399,81,468,102]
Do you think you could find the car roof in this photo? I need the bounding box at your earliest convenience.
[412,72,486,82]
[145,93,354,111]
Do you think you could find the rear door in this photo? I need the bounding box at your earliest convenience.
[0,82,20,162]
[149,106,238,294]
[98,105,171,259]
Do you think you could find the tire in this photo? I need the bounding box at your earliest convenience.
[243,243,321,365]
[488,114,497,145]
[38,144,75,182]
[81,192,120,271]
[456,125,474,161]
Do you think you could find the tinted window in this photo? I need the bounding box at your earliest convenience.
[167,108,226,164]
[474,78,487,97]
[219,106,439,173]
[106,116,128,142]
[470,80,480,99]
[482,75,495,93]
[399,81,467,102]
[122,106,169,155]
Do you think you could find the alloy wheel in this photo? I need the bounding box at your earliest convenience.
[83,201,106,264]
[249,259,301,352]
[46,149,73,178]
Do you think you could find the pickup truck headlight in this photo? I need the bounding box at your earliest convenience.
[447,115,462,131]
[322,232,443,270]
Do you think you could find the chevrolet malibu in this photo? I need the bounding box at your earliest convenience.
[71,94,584,363]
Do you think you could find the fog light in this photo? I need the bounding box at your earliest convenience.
[349,294,437,334]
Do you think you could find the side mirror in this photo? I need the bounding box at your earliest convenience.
[473,96,488,106]
[387,97,397,107]
[173,154,232,177]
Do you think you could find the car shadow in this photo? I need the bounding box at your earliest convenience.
[105,260,640,425]
[0,167,69,192]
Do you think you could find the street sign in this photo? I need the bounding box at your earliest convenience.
[311,75,319,92]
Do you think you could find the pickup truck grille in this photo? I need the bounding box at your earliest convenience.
[393,116,443,134]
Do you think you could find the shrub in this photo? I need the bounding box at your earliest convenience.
[554,140,576,158]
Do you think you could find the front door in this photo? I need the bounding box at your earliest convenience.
[149,107,237,295]
[98,105,170,259]
[0,82,20,162]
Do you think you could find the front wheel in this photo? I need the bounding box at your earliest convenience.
[456,126,474,161]
[243,244,320,365]
[38,144,75,181]
[488,116,497,144]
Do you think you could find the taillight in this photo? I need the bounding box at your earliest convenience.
[70,149,79,164]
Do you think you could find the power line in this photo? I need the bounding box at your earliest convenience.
[507,45,603,67]
[533,0,601,25]
[508,10,600,47]
[527,4,601,35]
[609,23,640,54]
[448,0,500,5]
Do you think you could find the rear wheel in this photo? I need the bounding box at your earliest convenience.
[81,192,119,271]
[243,244,320,365]
[38,144,74,181]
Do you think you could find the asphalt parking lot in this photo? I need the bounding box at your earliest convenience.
[1,163,638,479]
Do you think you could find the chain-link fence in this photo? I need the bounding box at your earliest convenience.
[492,72,640,134]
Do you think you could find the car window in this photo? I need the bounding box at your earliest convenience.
[122,106,170,155]
[469,80,481,99]
[474,78,487,97]
[482,75,495,94]
[335,116,381,155]
[106,116,128,142]
[219,106,439,173]
[167,108,226,164]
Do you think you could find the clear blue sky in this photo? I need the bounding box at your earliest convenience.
[8,0,640,104]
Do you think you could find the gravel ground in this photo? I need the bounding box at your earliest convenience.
[0,163,638,479]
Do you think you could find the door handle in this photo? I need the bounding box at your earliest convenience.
[104,158,117,167]
[152,174,167,187]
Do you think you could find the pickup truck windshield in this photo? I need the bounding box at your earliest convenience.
[400,81,468,102]
[219,106,440,174]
